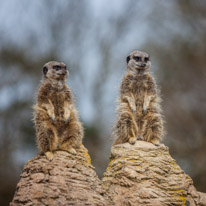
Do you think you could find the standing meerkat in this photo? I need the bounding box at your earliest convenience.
[33,61,84,161]
[113,50,164,145]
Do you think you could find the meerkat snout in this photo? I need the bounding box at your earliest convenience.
[139,62,146,67]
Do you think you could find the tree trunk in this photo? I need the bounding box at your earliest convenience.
[10,145,106,206]
[102,141,206,206]
[11,142,206,206]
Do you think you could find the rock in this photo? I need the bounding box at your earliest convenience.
[11,141,206,206]
[10,145,106,206]
[102,141,206,206]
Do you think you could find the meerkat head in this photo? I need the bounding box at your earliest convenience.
[42,61,68,82]
[126,50,151,74]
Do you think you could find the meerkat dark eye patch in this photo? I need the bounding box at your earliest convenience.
[43,66,48,75]
[53,65,61,71]
[134,56,141,61]
[126,56,130,64]
[145,57,149,62]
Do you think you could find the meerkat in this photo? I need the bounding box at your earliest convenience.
[113,50,164,146]
[33,61,84,161]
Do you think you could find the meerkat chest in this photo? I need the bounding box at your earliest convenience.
[131,77,148,97]
[50,90,66,120]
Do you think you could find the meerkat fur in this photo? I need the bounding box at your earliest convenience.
[33,61,84,160]
[113,50,165,146]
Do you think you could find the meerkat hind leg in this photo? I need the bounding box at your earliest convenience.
[59,135,77,155]
[36,123,58,161]
[114,110,139,145]
[128,115,140,144]
[143,119,161,146]
[59,122,83,155]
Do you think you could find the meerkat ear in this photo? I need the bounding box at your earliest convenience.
[126,56,130,64]
[43,66,48,75]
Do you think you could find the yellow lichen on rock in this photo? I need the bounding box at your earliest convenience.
[11,140,206,206]
[103,141,205,206]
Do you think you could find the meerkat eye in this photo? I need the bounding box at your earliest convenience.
[145,57,150,62]
[134,56,141,61]
[53,65,61,71]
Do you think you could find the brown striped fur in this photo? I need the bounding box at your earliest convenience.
[113,50,164,145]
[33,61,84,160]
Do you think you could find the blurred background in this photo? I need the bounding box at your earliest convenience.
[0,0,205,205]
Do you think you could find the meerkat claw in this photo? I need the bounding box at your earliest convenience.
[65,117,70,124]
[142,108,147,114]
[45,151,54,161]
[137,136,143,140]
[132,108,136,114]
[151,140,160,146]
[67,148,77,155]
[50,116,56,122]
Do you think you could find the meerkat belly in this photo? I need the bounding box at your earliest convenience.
[132,81,146,113]
[51,91,65,124]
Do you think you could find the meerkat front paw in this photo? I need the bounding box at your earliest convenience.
[142,107,148,114]
[129,137,136,145]
[131,107,136,114]
[49,115,56,122]
[64,110,70,124]
[47,111,55,122]
[45,151,54,161]
[47,107,55,122]
[65,116,70,124]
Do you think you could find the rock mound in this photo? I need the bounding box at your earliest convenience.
[102,141,206,206]
[11,145,106,206]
